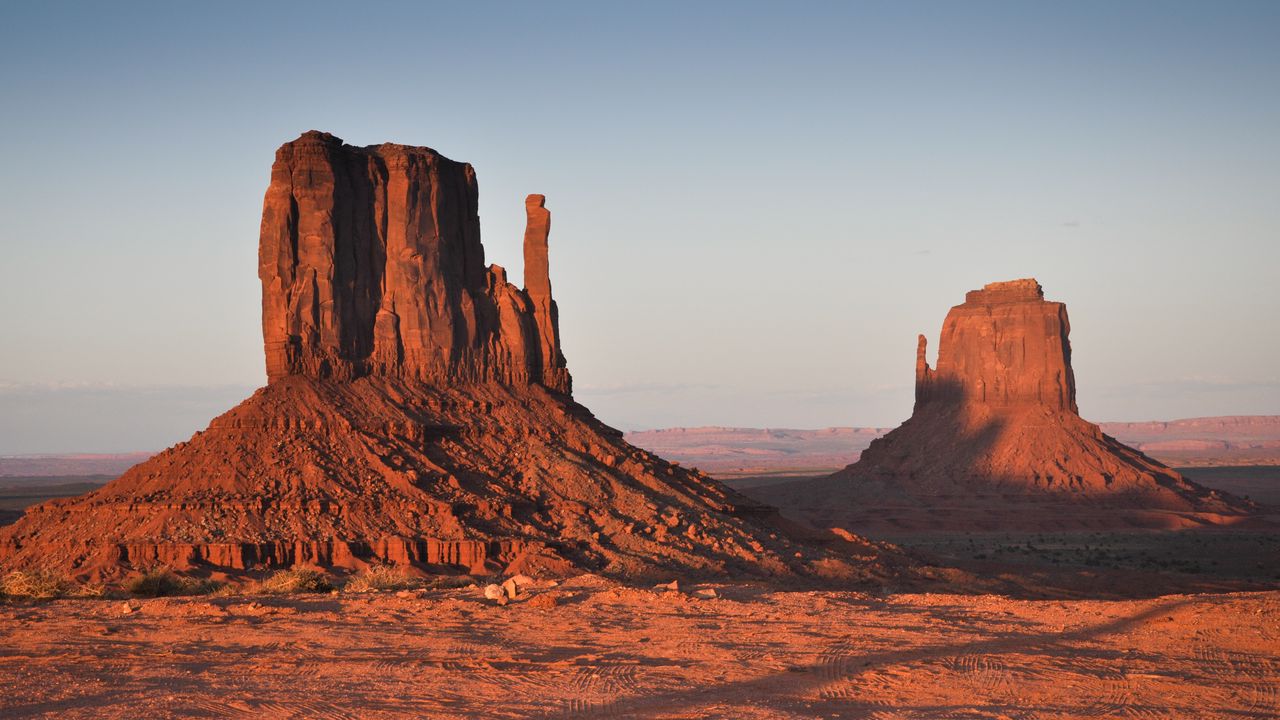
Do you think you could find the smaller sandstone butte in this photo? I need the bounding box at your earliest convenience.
[0,132,901,584]
[755,279,1256,532]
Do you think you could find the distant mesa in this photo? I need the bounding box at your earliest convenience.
[754,279,1258,531]
[0,131,894,583]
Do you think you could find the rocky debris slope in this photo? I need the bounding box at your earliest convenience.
[754,279,1257,531]
[0,132,900,583]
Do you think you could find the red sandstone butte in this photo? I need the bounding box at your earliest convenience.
[258,132,570,392]
[756,279,1257,532]
[0,132,895,583]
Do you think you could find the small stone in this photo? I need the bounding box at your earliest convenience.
[501,578,519,600]
[483,584,505,601]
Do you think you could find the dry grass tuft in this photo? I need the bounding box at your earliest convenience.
[125,567,222,597]
[343,564,424,593]
[0,570,73,599]
[257,567,333,595]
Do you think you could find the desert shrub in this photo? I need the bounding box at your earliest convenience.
[343,565,423,593]
[126,567,221,597]
[0,570,73,599]
[257,567,333,594]
[68,582,108,599]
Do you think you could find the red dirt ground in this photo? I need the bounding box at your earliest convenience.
[1,577,1276,719]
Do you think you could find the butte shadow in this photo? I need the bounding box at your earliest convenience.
[0,132,905,585]
[752,279,1258,533]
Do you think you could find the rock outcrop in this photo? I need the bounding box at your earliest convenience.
[914,279,1075,413]
[0,132,897,583]
[755,279,1256,531]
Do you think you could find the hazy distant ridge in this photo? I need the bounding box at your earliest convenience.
[627,416,1280,474]
[2,416,1275,480]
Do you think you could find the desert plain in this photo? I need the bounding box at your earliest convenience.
[2,431,1277,719]
[0,563,1276,718]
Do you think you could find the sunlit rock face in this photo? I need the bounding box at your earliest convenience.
[914,279,1075,414]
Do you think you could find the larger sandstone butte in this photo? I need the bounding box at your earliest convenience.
[0,132,893,582]
[755,279,1256,531]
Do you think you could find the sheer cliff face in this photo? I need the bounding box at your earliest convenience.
[258,131,570,393]
[915,279,1076,414]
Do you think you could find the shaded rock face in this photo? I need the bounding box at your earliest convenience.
[0,132,894,583]
[756,279,1255,532]
[260,131,570,393]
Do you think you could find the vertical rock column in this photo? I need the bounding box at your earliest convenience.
[522,194,571,394]
[913,334,933,410]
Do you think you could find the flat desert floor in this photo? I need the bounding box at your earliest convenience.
[2,577,1277,719]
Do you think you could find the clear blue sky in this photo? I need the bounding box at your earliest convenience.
[1,2,1277,452]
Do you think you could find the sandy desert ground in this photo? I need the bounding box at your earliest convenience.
[2,464,1277,719]
[1,576,1276,719]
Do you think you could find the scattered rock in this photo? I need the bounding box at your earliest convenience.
[501,578,519,600]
